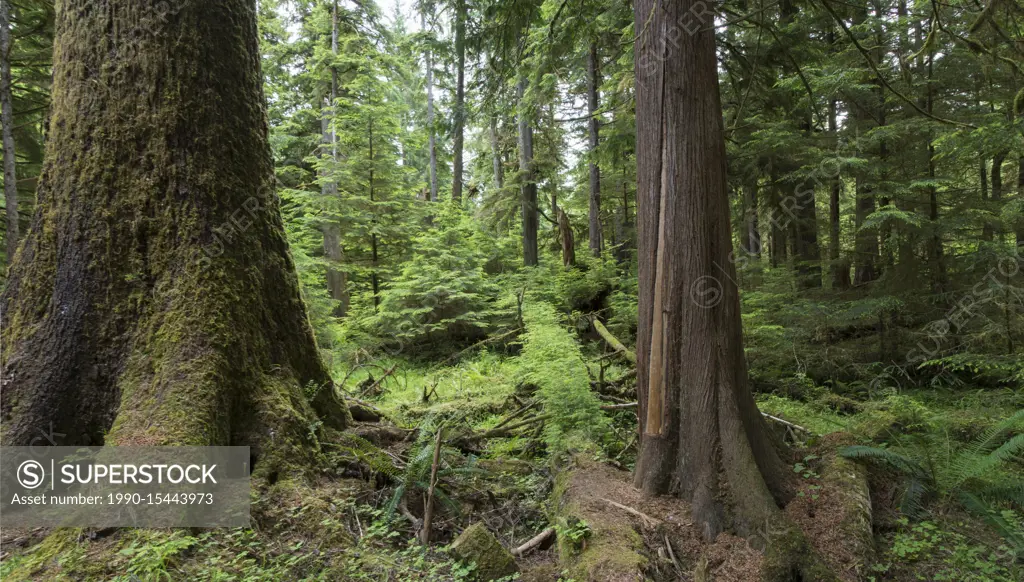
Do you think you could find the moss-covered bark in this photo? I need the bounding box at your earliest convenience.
[550,461,648,581]
[0,0,347,477]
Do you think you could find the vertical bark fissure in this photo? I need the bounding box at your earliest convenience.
[645,117,668,438]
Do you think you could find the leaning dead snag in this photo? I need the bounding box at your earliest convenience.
[0,1,347,478]
[419,428,444,545]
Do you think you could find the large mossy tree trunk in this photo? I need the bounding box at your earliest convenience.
[631,2,833,578]
[0,0,346,478]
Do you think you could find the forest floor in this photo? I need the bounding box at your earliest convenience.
[0,346,1021,581]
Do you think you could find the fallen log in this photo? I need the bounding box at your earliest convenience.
[351,424,414,446]
[590,317,637,364]
[347,397,384,422]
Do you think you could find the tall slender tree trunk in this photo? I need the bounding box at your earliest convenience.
[587,41,602,256]
[926,52,945,293]
[989,151,1006,240]
[323,2,348,317]
[451,0,466,203]
[424,12,438,202]
[0,1,346,465]
[793,179,820,288]
[874,1,892,273]
[769,168,787,268]
[489,113,503,190]
[853,176,878,285]
[632,0,804,555]
[1,0,18,264]
[517,76,538,267]
[742,181,760,257]
[980,155,992,241]
[615,164,631,264]
[368,119,380,309]
[829,100,850,289]
[980,158,988,201]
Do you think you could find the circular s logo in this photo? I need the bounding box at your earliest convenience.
[690,276,724,309]
[17,460,46,489]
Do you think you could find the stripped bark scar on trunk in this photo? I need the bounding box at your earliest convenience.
[645,107,671,438]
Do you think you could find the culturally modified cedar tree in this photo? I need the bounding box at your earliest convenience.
[0,0,347,480]
[631,0,837,576]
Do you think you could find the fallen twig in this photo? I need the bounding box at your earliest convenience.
[490,399,538,431]
[440,328,522,366]
[665,534,683,578]
[599,498,661,528]
[762,413,811,433]
[478,413,552,438]
[360,364,398,397]
[513,527,556,557]
[422,380,439,403]
[600,402,638,411]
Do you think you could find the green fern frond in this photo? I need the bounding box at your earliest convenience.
[971,409,1024,456]
[900,477,931,520]
[385,483,407,519]
[958,491,1024,558]
[973,483,1024,507]
[948,421,1024,489]
[841,445,932,480]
